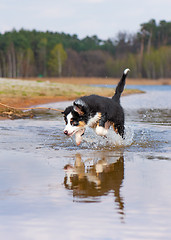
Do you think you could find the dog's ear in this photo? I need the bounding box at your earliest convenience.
[62,106,73,116]
[73,99,87,116]
[73,105,84,116]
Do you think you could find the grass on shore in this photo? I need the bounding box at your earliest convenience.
[0,78,142,99]
[0,78,143,119]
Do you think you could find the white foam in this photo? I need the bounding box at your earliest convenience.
[81,125,134,149]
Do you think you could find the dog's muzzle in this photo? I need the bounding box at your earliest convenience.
[64,130,69,135]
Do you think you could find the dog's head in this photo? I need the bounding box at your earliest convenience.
[62,99,88,145]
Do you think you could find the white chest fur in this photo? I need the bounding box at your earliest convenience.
[87,112,101,128]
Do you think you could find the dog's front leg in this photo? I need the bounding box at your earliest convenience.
[95,114,108,136]
[75,129,85,146]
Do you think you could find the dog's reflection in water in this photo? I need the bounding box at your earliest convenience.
[64,152,125,216]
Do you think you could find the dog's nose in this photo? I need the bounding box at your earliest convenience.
[64,130,68,135]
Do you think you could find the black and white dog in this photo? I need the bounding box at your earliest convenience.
[62,68,130,145]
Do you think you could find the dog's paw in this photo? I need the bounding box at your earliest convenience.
[95,126,108,136]
[75,129,85,146]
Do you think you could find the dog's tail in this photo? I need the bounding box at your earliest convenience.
[112,68,130,102]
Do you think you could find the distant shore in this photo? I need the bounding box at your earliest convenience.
[29,76,171,86]
[0,77,144,108]
[1,76,170,119]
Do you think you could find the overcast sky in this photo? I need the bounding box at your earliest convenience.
[0,0,171,40]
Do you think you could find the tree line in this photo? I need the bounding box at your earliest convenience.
[0,19,171,79]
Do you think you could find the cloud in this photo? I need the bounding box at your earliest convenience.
[81,0,105,2]
[72,0,106,2]
[38,6,74,19]
[0,0,171,39]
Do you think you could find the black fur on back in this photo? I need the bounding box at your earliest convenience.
[75,94,125,136]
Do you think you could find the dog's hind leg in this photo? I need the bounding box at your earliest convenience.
[118,125,125,138]
[112,123,118,134]
[113,123,124,138]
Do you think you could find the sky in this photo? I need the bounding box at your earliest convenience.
[0,0,171,40]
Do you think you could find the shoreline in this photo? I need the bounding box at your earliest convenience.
[1,75,170,119]
[24,76,171,86]
[0,90,142,120]
[0,77,145,119]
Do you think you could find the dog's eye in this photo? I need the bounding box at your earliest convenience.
[71,120,78,126]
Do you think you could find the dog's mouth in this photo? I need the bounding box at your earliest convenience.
[64,128,85,146]
[67,131,75,137]
[64,129,85,137]
[64,129,76,137]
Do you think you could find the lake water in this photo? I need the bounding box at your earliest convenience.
[0,85,171,240]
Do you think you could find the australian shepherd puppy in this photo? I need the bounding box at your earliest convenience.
[62,68,130,145]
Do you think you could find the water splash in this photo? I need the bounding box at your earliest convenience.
[80,125,134,149]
